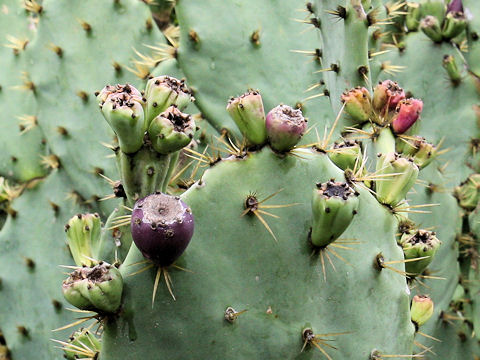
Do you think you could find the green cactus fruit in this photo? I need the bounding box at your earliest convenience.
[340,87,372,123]
[442,11,467,40]
[64,213,101,267]
[265,104,307,152]
[310,180,360,248]
[62,262,123,313]
[63,328,101,360]
[375,152,419,207]
[399,229,441,276]
[396,136,437,169]
[328,139,362,171]
[420,16,443,43]
[144,76,194,127]
[406,3,421,31]
[454,174,480,210]
[148,106,195,155]
[410,295,434,328]
[442,55,462,85]
[99,84,145,154]
[226,90,267,146]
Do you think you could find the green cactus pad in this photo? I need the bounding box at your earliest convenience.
[101,148,414,359]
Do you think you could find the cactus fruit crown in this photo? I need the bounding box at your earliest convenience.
[315,180,358,200]
[151,76,191,97]
[333,139,359,149]
[267,104,304,126]
[227,89,259,105]
[136,192,185,226]
[158,106,193,134]
[402,229,437,247]
[64,263,113,284]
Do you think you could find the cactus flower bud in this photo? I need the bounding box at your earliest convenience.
[411,141,437,169]
[375,152,419,207]
[341,87,372,123]
[131,192,194,267]
[396,136,437,169]
[63,328,101,360]
[447,0,463,14]
[454,174,480,210]
[226,91,267,146]
[405,3,421,31]
[64,213,101,267]
[328,139,362,171]
[310,181,359,248]
[399,229,441,276]
[442,55,462,85]
[372,80,405,116]
[62,263,123,313]
[265,105,307,152]
[411,295,434,328]
[100,86,145,154]
[442,11,467,40]
[391,99,423,134]
[144,76,194,127]
[420,16,443,43]
[148,106,195,155]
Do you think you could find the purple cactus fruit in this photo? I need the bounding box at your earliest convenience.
[447,0,463,14]
[391,99,423,134]
[266,105,307,152]
[131,192,194,267]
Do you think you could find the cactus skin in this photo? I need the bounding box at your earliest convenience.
[23,0,163,210]
[0,0,48,182]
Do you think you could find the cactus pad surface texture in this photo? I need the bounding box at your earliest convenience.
[0,0,479,359]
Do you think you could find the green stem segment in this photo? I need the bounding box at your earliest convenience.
[162,151,180,192]
[315,0,371,113]
[344,0,371,89]
[374,127,396,155]
[118,147,173,206]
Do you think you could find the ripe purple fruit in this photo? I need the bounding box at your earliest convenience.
[131,192,194,267]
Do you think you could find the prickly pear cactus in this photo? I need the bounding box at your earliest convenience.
[0,0,165,358]
[1,0,480,359]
